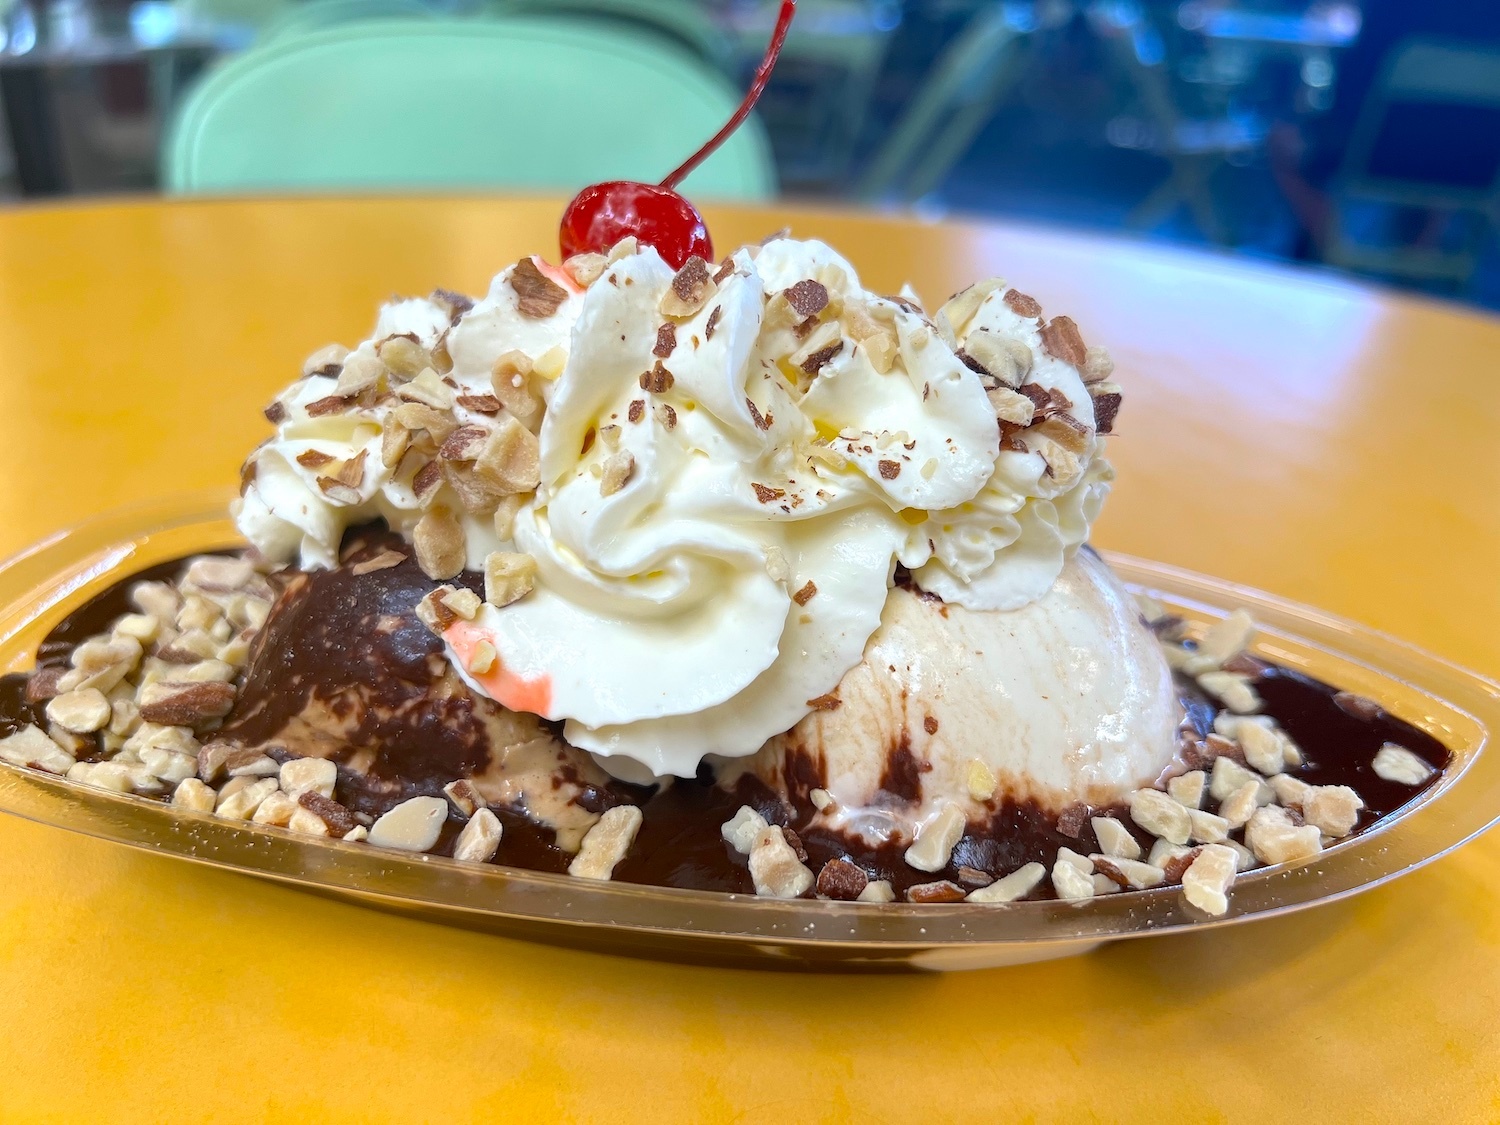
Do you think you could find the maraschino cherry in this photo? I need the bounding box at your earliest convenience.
[559,0,797,270]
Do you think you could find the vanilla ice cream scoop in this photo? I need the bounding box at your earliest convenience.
[717,548,1181,847]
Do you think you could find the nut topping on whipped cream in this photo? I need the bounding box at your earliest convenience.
[235,236,1118,781]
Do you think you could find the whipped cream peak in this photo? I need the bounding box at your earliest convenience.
[236,236,1120,777]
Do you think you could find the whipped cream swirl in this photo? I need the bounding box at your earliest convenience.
[236,238,1118,778]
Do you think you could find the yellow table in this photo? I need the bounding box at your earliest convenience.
[1,197,1497,1122]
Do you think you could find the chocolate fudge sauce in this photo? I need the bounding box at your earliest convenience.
[0,527,1453,899]
[220,530,494,785]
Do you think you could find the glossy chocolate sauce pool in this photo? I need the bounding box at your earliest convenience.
[0,528,1453,900]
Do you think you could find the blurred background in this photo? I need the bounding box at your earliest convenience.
[1,0,1497,309]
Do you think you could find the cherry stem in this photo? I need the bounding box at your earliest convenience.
[660,0,796,191]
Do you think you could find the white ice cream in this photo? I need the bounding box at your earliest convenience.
[719,548,1181,842]
[236,237,1133,783]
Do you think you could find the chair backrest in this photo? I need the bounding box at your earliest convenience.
[491,0,732,73]
[1338,37,1500,202]
[164,16,776,199]
[1382,39,1500,108]
[259,0,440,42]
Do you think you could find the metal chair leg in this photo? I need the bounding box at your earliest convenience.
[857,7,1021,203]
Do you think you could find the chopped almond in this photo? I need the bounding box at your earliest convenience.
[660,256,715,318]
[484,551,538,608]
[1039,315,1087,367]
[413,507,466,581]
[510,257,568,318]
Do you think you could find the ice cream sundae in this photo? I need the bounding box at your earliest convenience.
[0,0,1450,916]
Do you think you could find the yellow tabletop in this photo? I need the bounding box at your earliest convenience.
[1,197,1497,1123]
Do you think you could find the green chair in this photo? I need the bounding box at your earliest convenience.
[491,0,732,74]
[259,0,442,42]
[163,16,776,198]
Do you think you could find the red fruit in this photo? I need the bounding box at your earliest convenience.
[558,0,796,270]
[559,181,712,269]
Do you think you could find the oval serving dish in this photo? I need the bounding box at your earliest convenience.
[1,491,1496,972]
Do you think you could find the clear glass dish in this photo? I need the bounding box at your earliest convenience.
[1,491,1496,972]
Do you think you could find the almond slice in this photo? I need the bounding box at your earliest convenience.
[510,257,568,318]
[368,795,448,852]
